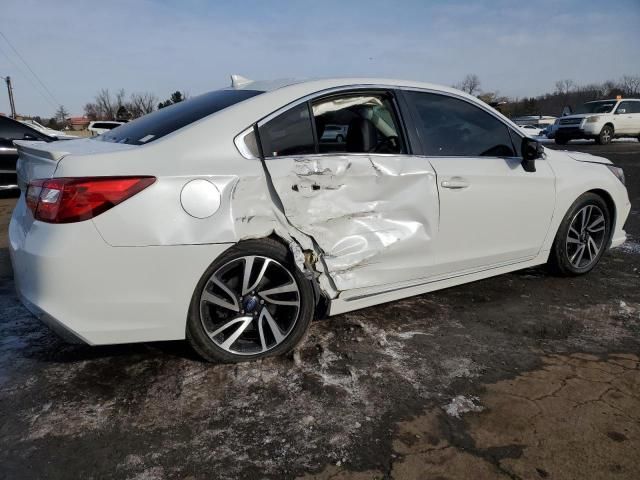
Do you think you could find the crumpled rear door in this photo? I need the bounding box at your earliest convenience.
[263,153,439,292]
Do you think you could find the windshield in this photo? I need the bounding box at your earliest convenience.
[97,89,263,145]
[575,101,617,114]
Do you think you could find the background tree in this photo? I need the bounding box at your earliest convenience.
[129,92,158,117]
[158,90,187,109]
[55,105,69,125]
[455,74,481,95]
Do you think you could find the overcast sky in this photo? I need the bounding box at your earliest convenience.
[1,0,639,117]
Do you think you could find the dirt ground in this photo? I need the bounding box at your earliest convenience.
[0,141,638,480]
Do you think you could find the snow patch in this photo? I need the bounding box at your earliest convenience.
[444,395,484,418]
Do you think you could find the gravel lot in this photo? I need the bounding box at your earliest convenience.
[0,141,639,479]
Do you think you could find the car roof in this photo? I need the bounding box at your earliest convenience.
[230,76,469,98]
[585,98,639,103]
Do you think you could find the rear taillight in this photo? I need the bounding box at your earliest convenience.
[26,176,156,223]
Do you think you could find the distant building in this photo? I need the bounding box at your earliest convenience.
[69,116,90,131]
[511,115,556,127]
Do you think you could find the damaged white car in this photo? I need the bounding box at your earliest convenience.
[9,77,630,362]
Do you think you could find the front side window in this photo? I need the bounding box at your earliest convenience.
[312,93,404,154]
[405,91,517,157]
[258,103,315,157]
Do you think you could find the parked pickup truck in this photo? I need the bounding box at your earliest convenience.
[555,98,640,145]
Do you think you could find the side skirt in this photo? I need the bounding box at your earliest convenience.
[328,250,550,316]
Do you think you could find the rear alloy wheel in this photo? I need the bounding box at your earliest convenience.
[597,125,613,145]
[549,193,610,276]
[187,239,314,362]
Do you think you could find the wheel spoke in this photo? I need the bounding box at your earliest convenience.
[573,244,586,266]
[242,256,271,295]
[202,277,240,312]
[217,316,253,350]
[566,237,581,244]
[581,206,591,231]
[588,237,599,259]
[568,226,581,240]
[259,281,300,306]
[260,307,285,344]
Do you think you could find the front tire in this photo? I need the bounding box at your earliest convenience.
[596,125,613,145]
[187,238,314,363]
[548,193,610,276]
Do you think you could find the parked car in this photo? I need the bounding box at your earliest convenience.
[518,124,543,137]
[0,116,57,191]
[555,98,640,145]
[541,119,560,139]
[19,119,78,139]
[320,124,348,142]
[10,77,630,363]
[88,121,125,136]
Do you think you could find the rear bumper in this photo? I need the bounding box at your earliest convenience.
[9,207,233,345]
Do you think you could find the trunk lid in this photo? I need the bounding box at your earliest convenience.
[14,138,137,191]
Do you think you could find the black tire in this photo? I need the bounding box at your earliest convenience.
[186,238,314,363]
[597,125,614,145]
[555,136,568,145]
[548,193,611,276]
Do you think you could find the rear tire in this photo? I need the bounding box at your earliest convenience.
[186,238,314,363]
[548,193,610,276]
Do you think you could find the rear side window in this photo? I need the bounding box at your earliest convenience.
[405,91,517,157]
[258,103,315,157]
[98,89,263,145]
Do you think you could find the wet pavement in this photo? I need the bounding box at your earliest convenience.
[0,141,639,479]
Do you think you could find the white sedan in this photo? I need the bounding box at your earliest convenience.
[519,124,543,137]
[9,77,630,362]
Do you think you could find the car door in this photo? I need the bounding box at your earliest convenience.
[257,89,439,292]
[614,101,640,134]
[401,89,556,276]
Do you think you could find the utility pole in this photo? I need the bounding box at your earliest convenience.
[5,76,16,118]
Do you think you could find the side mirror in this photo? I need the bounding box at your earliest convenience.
[616,108,626,115]
[521,137,543,173]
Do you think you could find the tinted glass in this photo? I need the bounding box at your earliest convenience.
[312,94,404,154]
[259,103,315,157]
[98,89,263,145]
[405,91,516,157]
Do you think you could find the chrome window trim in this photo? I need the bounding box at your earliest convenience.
[235,83,526,160]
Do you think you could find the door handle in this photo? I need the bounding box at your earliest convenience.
[441,179,469,189]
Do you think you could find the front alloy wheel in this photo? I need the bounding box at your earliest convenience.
[187,239,314,362]
[565,205,607,269]
[549,193,610,276]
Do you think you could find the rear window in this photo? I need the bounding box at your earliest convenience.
[97,89,263,145]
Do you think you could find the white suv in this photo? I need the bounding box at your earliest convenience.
[555,98,640,145]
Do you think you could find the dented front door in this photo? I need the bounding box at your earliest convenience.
[263,154,439,292]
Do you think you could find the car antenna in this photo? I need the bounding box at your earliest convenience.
[230,74,253,88]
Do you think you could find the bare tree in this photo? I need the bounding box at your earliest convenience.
[129,92,157,117]
[554,79,575,96]
[94,89,118,120]
[55,105,69,124]
[620,75,640,96]
[456,74,481,95]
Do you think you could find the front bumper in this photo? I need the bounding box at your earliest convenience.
[9,204,233,345]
